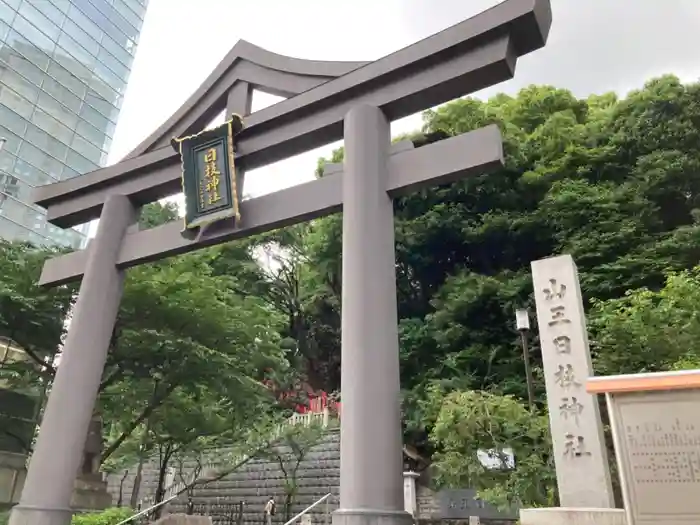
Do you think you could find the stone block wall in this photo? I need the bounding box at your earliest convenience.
[107,430,340,524]
[106,460,164,506]
[416,483,440,519]
[109,431,514,525]
[168,430,340,525]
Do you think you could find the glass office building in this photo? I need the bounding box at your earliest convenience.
[0,0,149,249]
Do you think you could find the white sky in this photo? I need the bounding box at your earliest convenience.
[93,0,700,233]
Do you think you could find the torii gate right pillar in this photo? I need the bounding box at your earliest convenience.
[334,104,410,525]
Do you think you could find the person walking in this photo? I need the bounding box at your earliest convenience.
[264,496,276,525]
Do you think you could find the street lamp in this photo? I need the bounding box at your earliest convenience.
[0,137,7,203]
[515,308,536,409]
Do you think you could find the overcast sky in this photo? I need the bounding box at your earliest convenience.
[105,0,700,208]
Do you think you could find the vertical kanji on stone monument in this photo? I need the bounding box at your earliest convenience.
[531,254,614,508]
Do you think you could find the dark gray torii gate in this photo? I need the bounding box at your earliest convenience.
[10,1,551,524]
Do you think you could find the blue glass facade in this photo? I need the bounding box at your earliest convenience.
[0,0,148,248]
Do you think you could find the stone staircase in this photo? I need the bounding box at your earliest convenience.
[168,429,340,525]
[107,410,337,523]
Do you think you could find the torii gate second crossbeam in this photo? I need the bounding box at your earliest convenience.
[9,2,551,525]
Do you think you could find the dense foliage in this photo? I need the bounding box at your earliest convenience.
[2,74,700,508]
[0,202,292,505]
[262,74,700,504]
[425,387,555,510]
[70,507,134,525]
[300,73,700,413]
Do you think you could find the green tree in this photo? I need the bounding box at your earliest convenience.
[0,241,74,385]
[268,75,700,504]
[99,249,287,463]
[139,201,180,230]
[426,387,555,510]
[0,214,289,475]
[143,386,268,518]
[590,267,700,375]
[0,241,74,452]
[255,422,327,521]
[299,74,700,401]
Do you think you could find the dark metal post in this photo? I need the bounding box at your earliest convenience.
[520,330,536,409]
[515,309,536,409]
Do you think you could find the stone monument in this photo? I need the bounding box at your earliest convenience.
[8,2,552,524]
[522,255,623,525]
[437,489,516,521]
[71,418,112,511]
[588,369,700,525]
[0,452,25,506]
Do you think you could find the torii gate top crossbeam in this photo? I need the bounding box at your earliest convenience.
[33,0,551,228]
[39,125,504,286]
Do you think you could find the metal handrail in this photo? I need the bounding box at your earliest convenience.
[114,494,178,525]
[283,492,333,525]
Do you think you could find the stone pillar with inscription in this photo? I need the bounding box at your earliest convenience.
[530,255,614,508]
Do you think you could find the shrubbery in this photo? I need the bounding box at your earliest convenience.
[0,507,133,525]
[71,507,134,525]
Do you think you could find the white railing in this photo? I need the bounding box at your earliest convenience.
[283,492,333,525]
[288,409,330,428]
[137,408,332,511]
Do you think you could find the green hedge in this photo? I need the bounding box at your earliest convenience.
[72,508,134,525]
[0,507,134,525]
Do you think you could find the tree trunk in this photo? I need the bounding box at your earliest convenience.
[129,418,151,508]
[117,469,129,507]
[152,443,173,520]
[284,492,293,522]
[102,383,176,463]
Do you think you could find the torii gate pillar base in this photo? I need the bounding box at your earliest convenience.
[333,510,413,525]
[7,506,73,525]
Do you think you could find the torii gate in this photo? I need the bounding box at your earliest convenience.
[10,1,551,524]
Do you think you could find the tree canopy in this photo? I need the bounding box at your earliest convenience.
[296,74,700,405]
[0,203,291,475]
[257,74,700,504]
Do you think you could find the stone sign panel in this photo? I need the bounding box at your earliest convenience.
[531,255,614,508]
[437,489,517,520]
[608,387,700,525]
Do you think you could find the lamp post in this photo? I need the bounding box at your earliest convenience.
[0,137,6,192]
[515,308,536,410]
